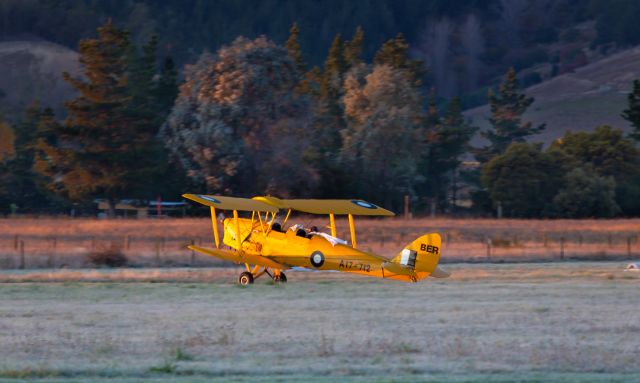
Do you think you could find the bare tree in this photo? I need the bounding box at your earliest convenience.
[499,0,528,48]
[459,14,484,91]
[413,18,456,97]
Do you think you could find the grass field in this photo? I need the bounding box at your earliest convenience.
[0,262,639,382]
[1,218,639,268]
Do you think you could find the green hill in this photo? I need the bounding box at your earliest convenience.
[465,47,640,146]
[0,41,78,120]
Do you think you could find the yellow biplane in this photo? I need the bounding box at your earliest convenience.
[183,194,449,285]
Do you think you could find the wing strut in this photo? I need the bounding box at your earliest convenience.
[233,210,241,251]
[210,206,220,249]
[348,213,357,249]
[283,209,292,226]
[329,213,337,237]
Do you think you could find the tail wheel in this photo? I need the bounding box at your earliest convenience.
[276,272,287,283]
[238,271,254,285]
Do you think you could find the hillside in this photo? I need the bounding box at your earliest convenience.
[465,46,640,146]
[0,41,78,120]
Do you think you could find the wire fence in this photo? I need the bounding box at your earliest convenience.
[1,229,637,269]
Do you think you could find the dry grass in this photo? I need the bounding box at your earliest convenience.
[0,262,638,382]
[0,217,638,269]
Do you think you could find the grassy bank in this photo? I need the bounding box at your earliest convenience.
[0,262,638,382]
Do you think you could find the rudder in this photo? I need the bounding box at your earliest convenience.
[391,233,444,279]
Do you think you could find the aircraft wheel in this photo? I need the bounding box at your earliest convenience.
[276,272,287,283]
[238,271,254,285]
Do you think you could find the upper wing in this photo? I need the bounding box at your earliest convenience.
[253,196,394,216]
[183,194,279,212]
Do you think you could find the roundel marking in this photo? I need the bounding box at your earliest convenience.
[310,251,325,268]
[351,200,377,209]
[199,195,221,204]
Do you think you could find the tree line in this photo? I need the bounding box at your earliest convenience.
[2,0,638,106]
[0,21,639,218]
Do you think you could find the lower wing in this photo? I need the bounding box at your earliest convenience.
[188,245,290,270]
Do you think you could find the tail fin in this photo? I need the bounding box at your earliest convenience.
[391,233,449,280]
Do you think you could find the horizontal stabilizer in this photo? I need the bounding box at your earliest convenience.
[431,266,450,278]
[381,261,415,276]
[188,245,289,270]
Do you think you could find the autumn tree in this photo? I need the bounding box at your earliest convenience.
[320,34,347,103]
[161,36,317,197]
[34,21,165,216]
[341,64,424,209]
[0,119,14,162]
[0,118,15,212]
[475,67,545,162]
[374,33,423,85]
[343,26,364,68]
[285,22,305,73]
[303,28,367,197]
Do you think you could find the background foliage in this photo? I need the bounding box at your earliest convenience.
[1,1,640,218]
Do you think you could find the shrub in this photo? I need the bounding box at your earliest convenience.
[87,243,128,267]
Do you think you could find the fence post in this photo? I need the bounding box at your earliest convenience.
[124,235,131,250]
[19,240,25,270]
[403,194,410,219]
[486,237,492,260]
[13,235,19,250]
[49,236,57,268]
[560,237,565,260]
[190,239,195,266]
[155,239,161,266]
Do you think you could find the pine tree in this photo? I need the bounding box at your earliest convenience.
[0,105,56,212]
[320,34,346,102]
[0,118,14,162]
[343,26,364,68]
[621,79,640,141]
[475,67,545,163]
[421,97,477,212]
[129,34,158,105]
[299,31,351,197]
[35,21,161,217]
[155,55,179,116]
[285,22,305,72]
[425,88,441,130]
[0,118,13,212]
[373,33,423,84]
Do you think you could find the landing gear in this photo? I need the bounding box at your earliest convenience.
[238,271,254,285]
[238,265,287,285]
[275,272,287,283]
